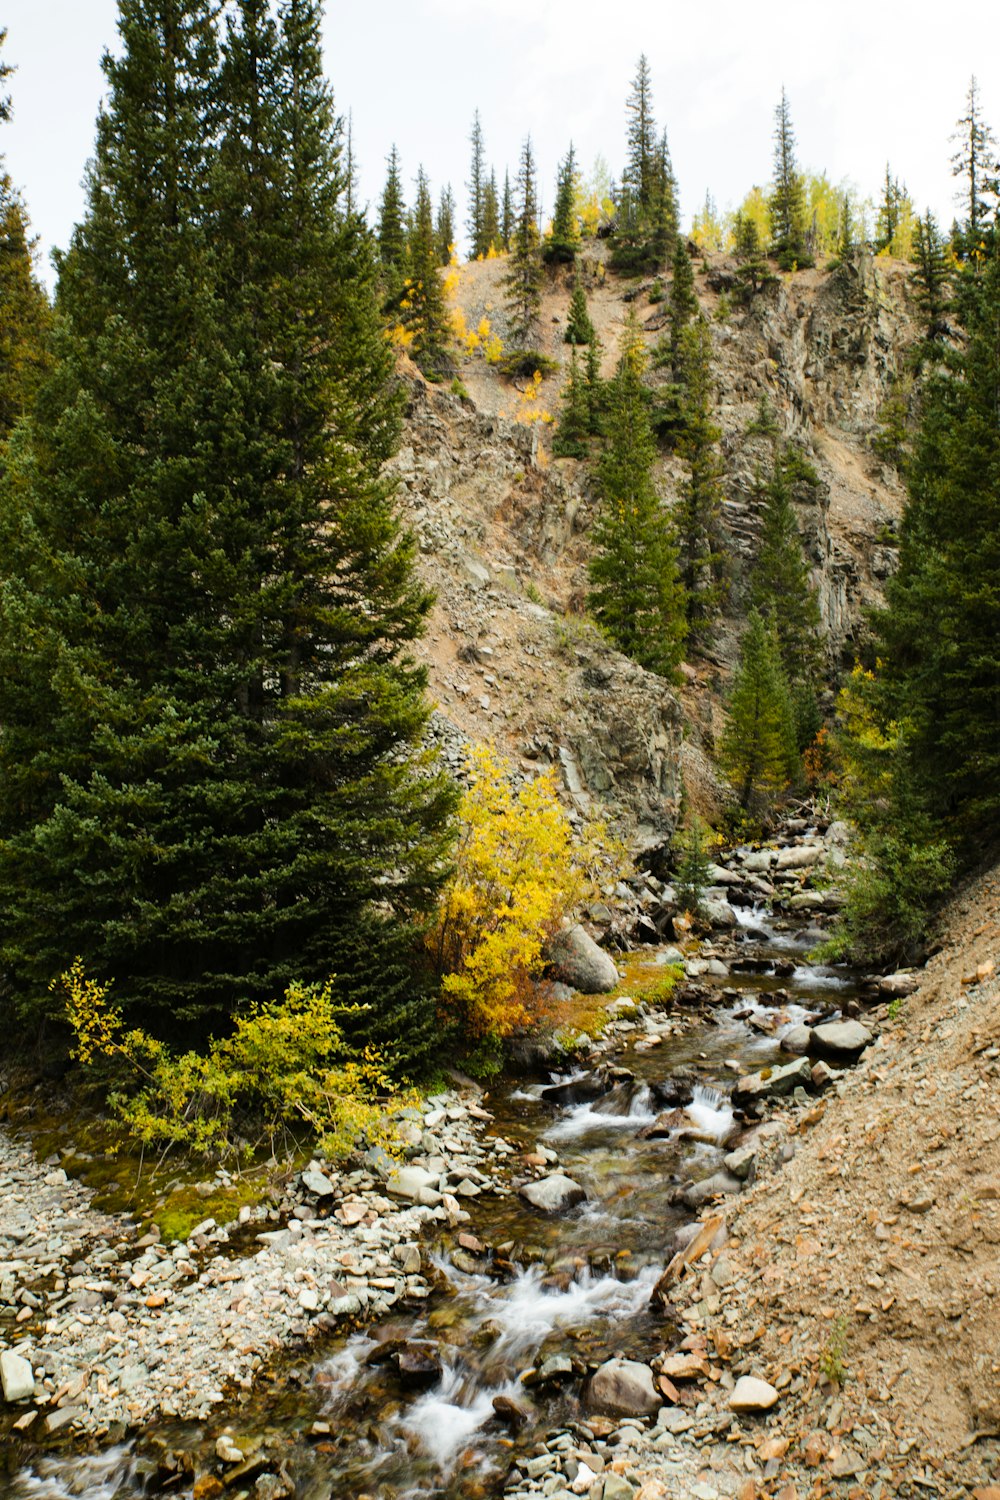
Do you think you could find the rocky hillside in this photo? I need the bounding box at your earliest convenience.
[395,244,919,843]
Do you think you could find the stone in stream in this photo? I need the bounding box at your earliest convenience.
[877,971,919,999]
[586,1357,660,1417]
[775,844,823,870]
[809,1020,873,1063]
[636,1109,688,1140]
[493,1394,530,1427]
[384,1165,442,1205]
[731,1056,813,1108]
[518,1173,587,1214]
[701,897,738,928]
[0,1350,34,1402]
[365,1339,442,1387]
[680,1170,743,1208]
[729,1374,780,1412]
[779,1023,812,1055]
[546,924,619,993]
[541,1073,613,1107]
[522,1353,574,1388]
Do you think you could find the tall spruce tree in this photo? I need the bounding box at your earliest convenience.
[503,136,543,348]
[675,317,726,638]
[481,170,500,253]
[623,53,657,210]
[552,345,590,459]
[0,0,454,1068]
[951,76,997,258]
[436,183,456,266]
[565,278,595,345]
[611,55,676,275]
[467,110,488,256]
[911,211,951,345]
[668,236,697,371]
[407,165,452,377]
[720,610,798,813]
[587,317,686,678]
[768,88,810,270]
[376,143,408,304]
[545,142,579,264]
[0,36,52,444]
[501,168,513,251]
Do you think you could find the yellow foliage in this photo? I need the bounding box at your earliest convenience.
[57,961,407,1161]
[429,745,606,1046]
[388,322,415,349]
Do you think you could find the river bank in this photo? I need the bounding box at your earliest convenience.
[2,818,998,1499]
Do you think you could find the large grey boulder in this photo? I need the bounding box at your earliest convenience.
[1,1350,35,1402]
[681,1170,743,1208]
[779,1023,813,1055]
[775,844,823,870]
[732,1056,813,1108]
[518,1173,587,1214]
[585,1357,660,1417]
[385,1165,442,1206]
[546,925,619,994]
[809,1020,873,1063]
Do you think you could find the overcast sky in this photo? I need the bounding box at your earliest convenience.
[3,0,998,287]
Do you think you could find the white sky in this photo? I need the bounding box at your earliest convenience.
[3,0,999,288]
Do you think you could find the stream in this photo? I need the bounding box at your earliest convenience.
[6,884,858,1500]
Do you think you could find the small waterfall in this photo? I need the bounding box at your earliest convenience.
[546,1080,657,1138]
[6,1449,135,1500]
[685,1083,735,1142]
[396,1364,509,1467]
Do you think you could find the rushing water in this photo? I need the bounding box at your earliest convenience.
[7,899,858,1500]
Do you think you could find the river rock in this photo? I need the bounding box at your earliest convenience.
[702,897,738,928]
[522,1353,574,1387]
[878,971,919,998]
[600,1476,636,1500]
[680,1170,743,1208]
[1,1349,35,1402]
[586,1357,660,1417]
[299,1168,334,1199]
[493,1394,529,1427]
[779,1023,812,1055]
[518,1173,587,1214]
[775,844,823,870]
[546,925,619,993]
[384,1165,441,1205]
[742,850,774,872]
[541,1073,612,1107]
[729,1375,779,1412]
[809,1020,873,1062]
[732,1056,813,1107]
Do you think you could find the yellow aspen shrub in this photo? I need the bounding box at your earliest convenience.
[429,745,601,1049]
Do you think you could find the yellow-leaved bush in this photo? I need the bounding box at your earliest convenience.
[57,959,409,1162]
[429,745,610,1063]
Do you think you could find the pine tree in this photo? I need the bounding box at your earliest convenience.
[951,76,997,258]
[0,35,52,444]
[501,169,513,252]
[587,317,687,678]
[733,211,773,301]
[503,136,543,349]
[377,143,408,305]
[675,317,726,638]
[669,236,698,371]
[768,89,810,270]
[436,183,456,266]
[407,166,452,377]
[623,53,657,210]
[0,0,454,1067]
[648,128,679,263]
[565,278,595,345]
[545,142,579,264]
[467,109,487,257]
[911,211,951,345]
[720,610,798,812]
[552,344,590,458]
[481,170,500,254]
[875,164,902,253]
[584,331,604,434]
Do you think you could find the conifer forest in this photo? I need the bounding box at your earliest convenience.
[0,9,998,1498]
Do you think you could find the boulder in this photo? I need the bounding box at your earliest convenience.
[541,1072,613,1107]
[809,1020,873,1063]
[0,1350,35,1403]
[779,1023,812,1055]
[385,1165,442,1205]
[732,1056,813,1108]
[522,1353,574,1388]
[680,1170,743,1208]
[742,850,774,872]
[775,845,823,870]
[878,971,919,999]
[729,1375,780,1412]
[518,1173,587,1214]
[546,925,619,994]
[586,1357,660,1417]
[299,1169,335,1199]
[701,897,738,929]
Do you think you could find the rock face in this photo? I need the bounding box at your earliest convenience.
[518,1173,587,1214]
[585,1357,661,1417]
[546,925,619,994]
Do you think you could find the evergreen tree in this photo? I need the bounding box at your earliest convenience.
[436,183,456,266]
[377,143,408,304]
[552,344,590,458]
[875,163,902,253]
[584,331,605,434]
[501,168,513,251]
[611,55,676,275]
[503,136,543,348]
[668,236,698,371]
[768,89,810,270]
[675,317,726,638]
[545,142,579,264]
[565,278,595,345]
[720,610,798,812]
[733,210,773,301]
[911,210,951,345]
[407,165,452,376]
[587,317,687,678]
[467,108,487,256]
[623,53,657,210]
[0,0,454,1067]
[0,36,52,444]
[836,195,856,264]
[481,170,500,254]
[951,76,997,257]
[648,128,679,263]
